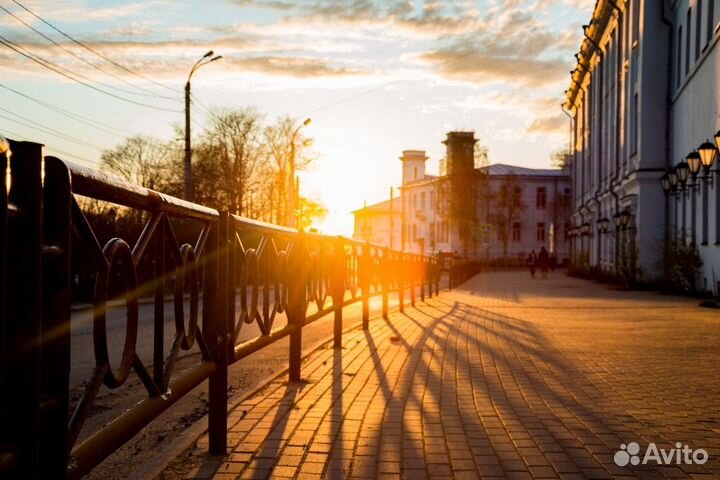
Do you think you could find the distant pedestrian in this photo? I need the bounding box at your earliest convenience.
[539,247,549,279]
[526,250,537,278]
[549,253,557,272]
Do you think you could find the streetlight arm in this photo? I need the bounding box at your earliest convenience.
[187,52,222,83]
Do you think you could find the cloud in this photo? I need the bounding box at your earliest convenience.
[17,1,164,23]
[420,45,566,86]
[527,115,568,135]
[223,56,364,78]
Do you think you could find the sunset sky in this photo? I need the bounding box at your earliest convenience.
[0,0,592,235]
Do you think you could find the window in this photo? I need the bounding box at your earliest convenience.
[412,224,417,241]
[512,222,521,242]
[414,166,418,179]
[537,223,546,243]
[708,0,716,44]
[677,26,683,87]
[429,191,435,210]
[686,7,692,74]
[536,187,547,209]
[696,0,703,61]
[513,186,522,207]
[413,194,417,210]
[430,222,436,242]
[420,192,426,210]
[631,93,639,154]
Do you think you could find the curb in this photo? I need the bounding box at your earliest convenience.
[132,304,403,480]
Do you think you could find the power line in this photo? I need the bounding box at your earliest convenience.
[0,82,134,138]
[0,106,107,152]
[10,0,180,94]
[0,35,182,113]
[0,124,100,165]
[191,93,213,116]
[0,5,180,102]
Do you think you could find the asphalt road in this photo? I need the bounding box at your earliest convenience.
[70,291,289,387]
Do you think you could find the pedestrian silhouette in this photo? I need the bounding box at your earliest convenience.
[539,247,549,279]
[527,249,537,278]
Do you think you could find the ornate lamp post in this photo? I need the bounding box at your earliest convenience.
[697,137,718,186]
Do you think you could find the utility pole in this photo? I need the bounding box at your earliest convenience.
[184,50,222,202]
[184,81,192,201]
[289,118,311,228]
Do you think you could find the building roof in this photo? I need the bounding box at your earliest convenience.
[352,198,402,214]
[479,163,567,177]
[404,174,439,186]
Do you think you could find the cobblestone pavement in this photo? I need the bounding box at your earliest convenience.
[178,271,720,479]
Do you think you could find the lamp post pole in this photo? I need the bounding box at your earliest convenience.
[184,50,222,202]
[289,118,311,228]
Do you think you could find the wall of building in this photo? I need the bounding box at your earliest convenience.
[566,0,720,292]
[670,0,720,291]
[353,162,571,262]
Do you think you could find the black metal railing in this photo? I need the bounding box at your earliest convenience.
[0,139,441,479]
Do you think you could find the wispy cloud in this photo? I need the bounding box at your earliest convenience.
[527,115,567,135]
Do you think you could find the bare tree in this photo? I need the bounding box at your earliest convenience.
[489,175,525,256]
[550,144,571,169]
[264,116,315,226]
[193,108,264,215]
[100,135,173,191]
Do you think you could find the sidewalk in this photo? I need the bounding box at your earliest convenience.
[173,271,720,480]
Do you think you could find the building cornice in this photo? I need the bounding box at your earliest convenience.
[564,0,626,113]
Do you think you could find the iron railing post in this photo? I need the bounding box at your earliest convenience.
[0,140,44,479]
[420,255,425,302]
[288,233,307,381]
[361,243,370,329]
[382,247,389,320]
[204,212,228,454]
[331,237,345,349]
[435,258,440,294]
[153,216,166,389]
[410,255,416,307]
[398,252,404,314]
[40,157,73,479]
[0,142,7,477]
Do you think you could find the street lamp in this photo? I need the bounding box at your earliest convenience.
[184,50,222,202]
[698,139,718,186]
[598,217,609,233]
[668,168,679,193]
[660,173,671,194]
[289,117,311,228]
[675,160,690,187]
[686,151,702,178]
[619,209,631,229]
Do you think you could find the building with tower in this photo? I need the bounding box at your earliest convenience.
[353,132,572,263]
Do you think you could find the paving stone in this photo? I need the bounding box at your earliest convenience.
[189,272,718,480]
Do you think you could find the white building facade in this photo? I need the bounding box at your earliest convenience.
[353,133,571,263]
[564,0,720,291]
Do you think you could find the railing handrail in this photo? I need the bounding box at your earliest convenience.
[64,159,219,221]
[0,140,443,480]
